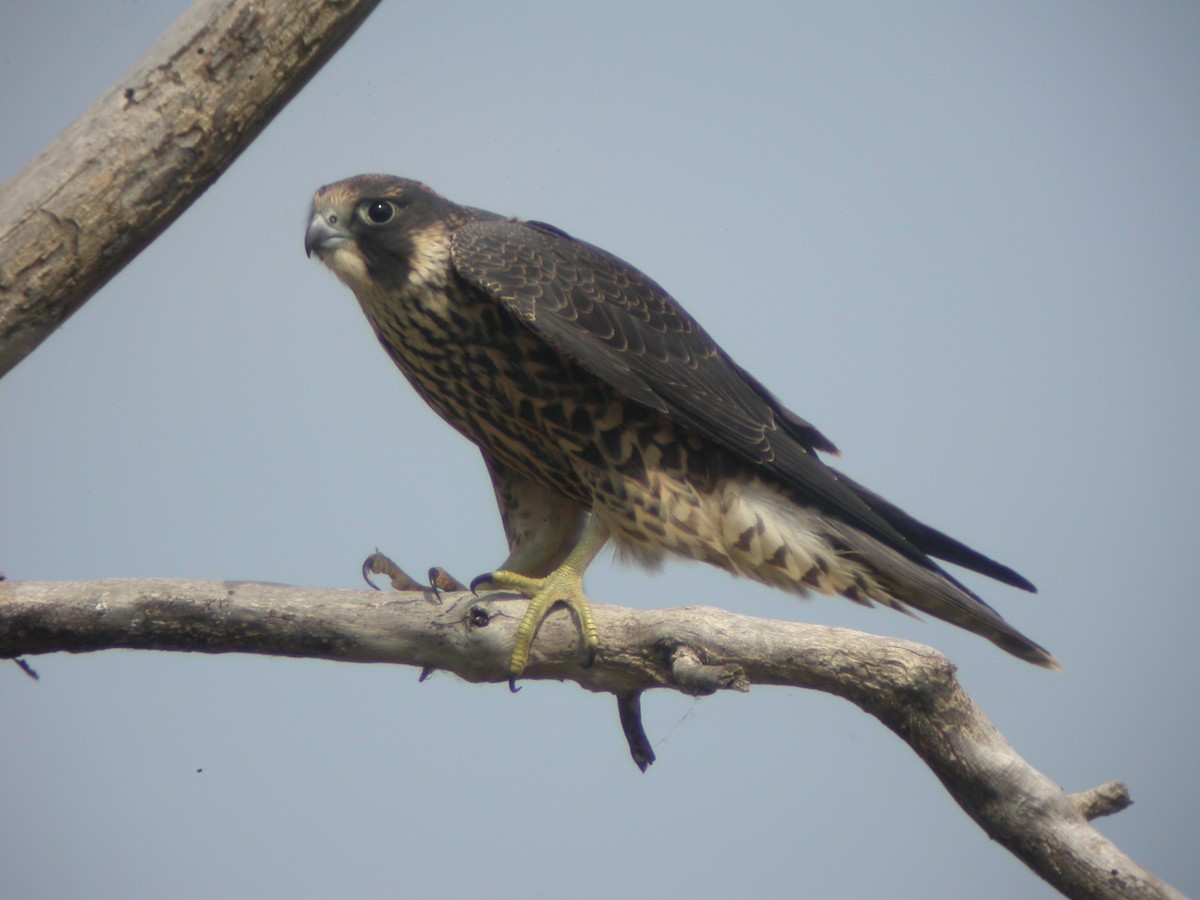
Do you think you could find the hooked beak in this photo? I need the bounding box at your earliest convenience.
[305,210,349,258]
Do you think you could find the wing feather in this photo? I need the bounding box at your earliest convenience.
[450,218,1027,585]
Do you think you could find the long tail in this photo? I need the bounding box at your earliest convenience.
[715,478,1060,669]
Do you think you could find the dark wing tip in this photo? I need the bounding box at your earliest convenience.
[994,631,1062,670]
[831,466,1037,593]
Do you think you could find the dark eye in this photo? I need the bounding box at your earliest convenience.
[363,200,396,225]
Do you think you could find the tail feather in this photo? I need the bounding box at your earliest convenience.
[717,478,1059,669]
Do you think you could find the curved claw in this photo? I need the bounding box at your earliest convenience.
[429,567,468,593]
[362,558,382,591]
[469,572,494,596]
[425,567,443,602]
[363,551,427,592]
[508,677,522,693]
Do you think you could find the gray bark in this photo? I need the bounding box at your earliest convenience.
[0,3,1185,896]
[0,577,1184,900]
[0,0,381,378]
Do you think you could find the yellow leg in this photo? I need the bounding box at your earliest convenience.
[472,516,609,690]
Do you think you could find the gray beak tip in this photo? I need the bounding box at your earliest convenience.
[305,213,347,259]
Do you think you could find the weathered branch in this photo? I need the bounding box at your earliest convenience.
[1070,781,1134,821]
[8,4,1173,896]
[0,0,381,378]
[0,578,1183,900]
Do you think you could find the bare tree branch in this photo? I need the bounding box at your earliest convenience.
[0,8,1183,896]
[0,578,1184,900]
[0,0,381,379]
[1070,781,1135,821]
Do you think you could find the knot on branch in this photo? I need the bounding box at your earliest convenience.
[668,645,749,694]
[1069,780,1133,821]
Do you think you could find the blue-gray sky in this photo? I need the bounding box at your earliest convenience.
[2,2,1198,897]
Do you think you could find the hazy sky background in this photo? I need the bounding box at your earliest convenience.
[2,2,1197,897]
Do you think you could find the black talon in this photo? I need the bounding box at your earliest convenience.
[363,550,427,591]
[426,567,443,601]
[508,677,522,693]
[362,557,382,591]
[584,646,597,669]
[469,572,493,595]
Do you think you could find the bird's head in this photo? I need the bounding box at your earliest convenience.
[305,175,462,293]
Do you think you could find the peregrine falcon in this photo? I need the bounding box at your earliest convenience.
[305,175,1057,685]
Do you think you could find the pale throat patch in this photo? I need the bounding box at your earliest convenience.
[405,224,453,293]
[316,220,461,329]
[318,244,395,327]
[322,223,455,314]
[322,243,371,293]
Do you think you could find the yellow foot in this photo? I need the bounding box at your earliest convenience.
[470,566,599,691]
[470,517,609,690]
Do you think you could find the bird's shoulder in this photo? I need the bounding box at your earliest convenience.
[450,217,690,330]
[449,217,940,560]
[449,217,840,456]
